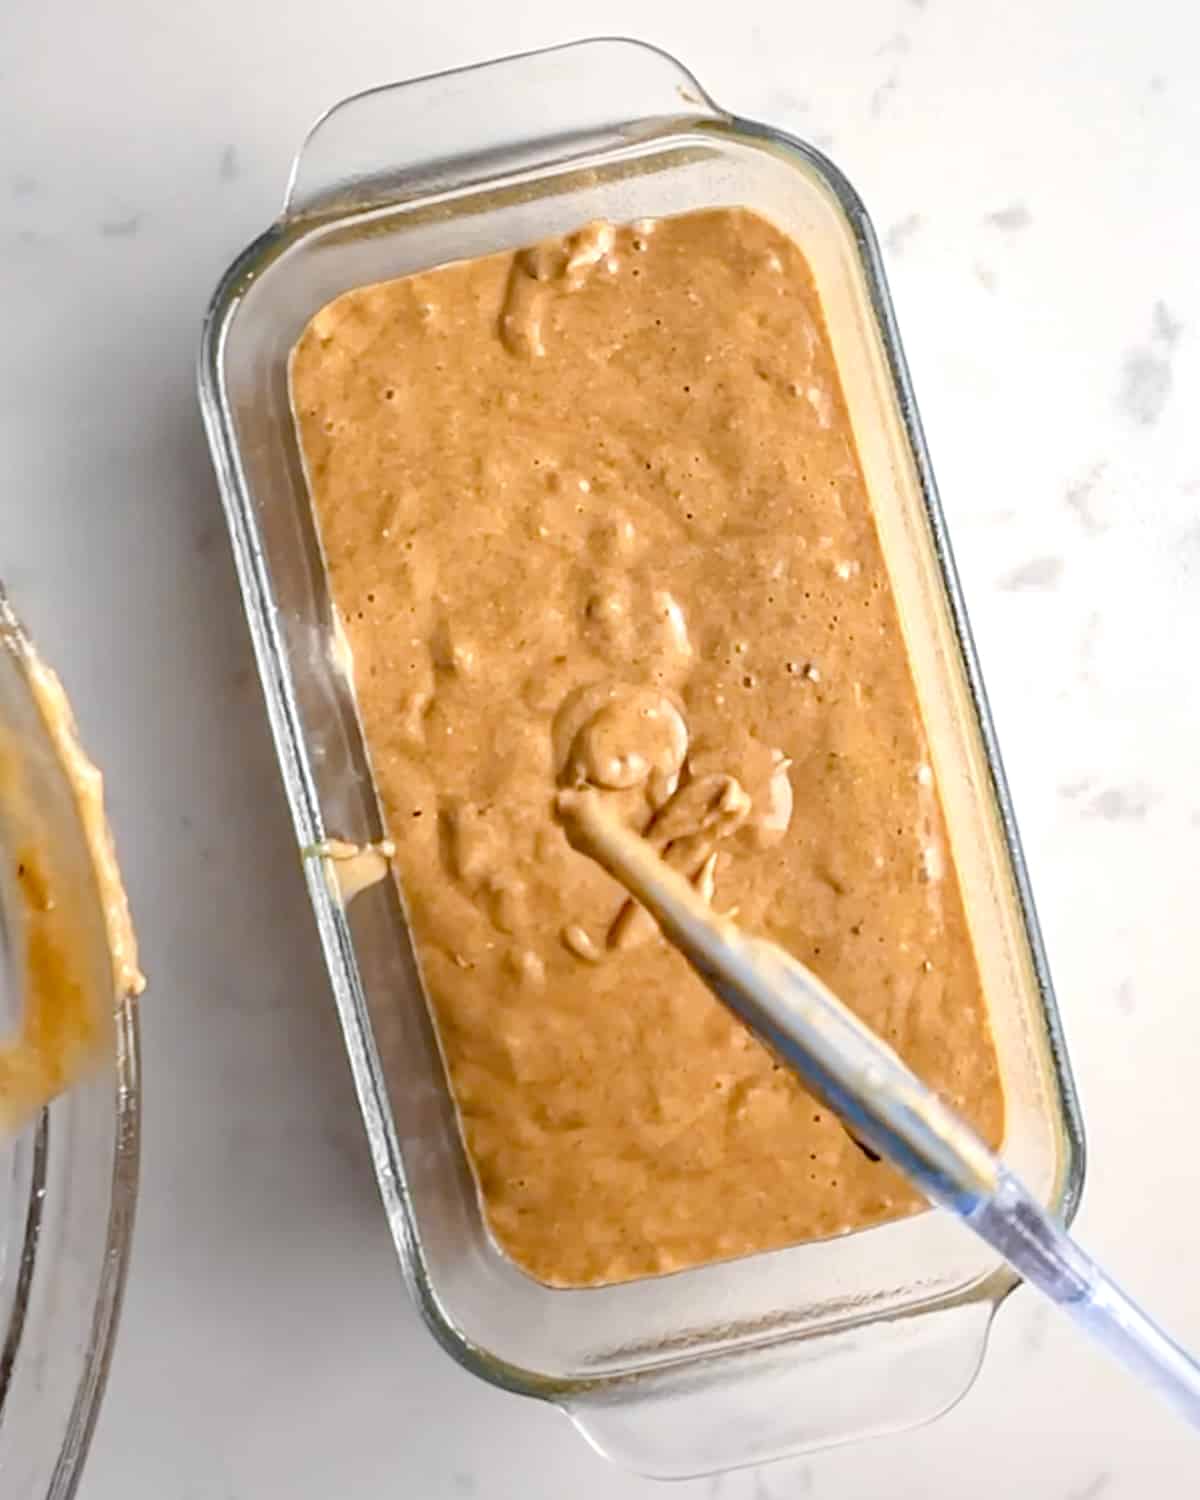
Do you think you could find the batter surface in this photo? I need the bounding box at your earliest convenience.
[290,208,1004,1287]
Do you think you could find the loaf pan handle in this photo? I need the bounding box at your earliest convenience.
[563,1294,999,1479]
[284,37,723,220]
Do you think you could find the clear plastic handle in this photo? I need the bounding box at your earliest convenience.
[969,1169,1200,1428]
[284,38,722,219]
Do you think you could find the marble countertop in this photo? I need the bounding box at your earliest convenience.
[3,1,1197,1495]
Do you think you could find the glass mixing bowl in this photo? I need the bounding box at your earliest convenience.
[0,601,140,1499]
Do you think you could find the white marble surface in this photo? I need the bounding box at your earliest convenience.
[3,1,1198,1495]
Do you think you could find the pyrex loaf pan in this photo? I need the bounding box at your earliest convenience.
[198,38,1084,1477]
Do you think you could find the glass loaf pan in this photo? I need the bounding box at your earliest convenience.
[198,38,1084,1478]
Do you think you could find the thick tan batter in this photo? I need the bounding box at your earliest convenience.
[0,638,143,1131]
[290,208,1004,1287]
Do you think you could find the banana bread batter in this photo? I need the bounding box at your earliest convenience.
[290,208,1004,1287]
[1,629,143,1131]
